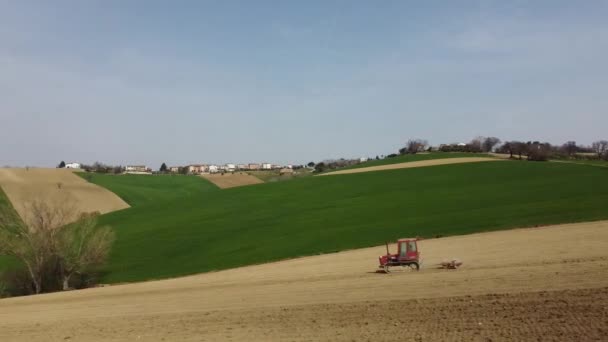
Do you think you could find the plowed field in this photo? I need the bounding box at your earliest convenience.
[1,220,606,341]
[0,168,129,221]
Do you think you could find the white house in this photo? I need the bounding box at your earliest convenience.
[208,165,219,173]
[65,162,80,169]
[125,165,147,172]
[225,163,236,172]
[187,165,208,174]
[262,163,272,170]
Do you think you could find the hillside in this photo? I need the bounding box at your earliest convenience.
[319,156,499,176]
[0,168,129,221]
[77,173,219,207]
[2,220,607,341]
[85,161,608,283]
[323,152,492,173]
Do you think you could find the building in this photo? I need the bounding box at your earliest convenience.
[262,163,272,170]
[208,165,219,173]
[125,165,147,172]
[359,157,369,162]
[169,166,180,173]
[187,164,208,174]
[65,162,80,169]
[237,164,248,170]
[225,164,236,172]
[248,163,261,170]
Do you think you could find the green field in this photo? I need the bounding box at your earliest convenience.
[77,173,219,207]
[248,170,313,182]
[77,161,608,283]
[0,189,21,272]
[324,152,492,172]
[550,159,608,168]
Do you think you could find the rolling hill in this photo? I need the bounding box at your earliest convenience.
[78,160,608,283]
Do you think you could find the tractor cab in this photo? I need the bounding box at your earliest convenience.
[378,238,420,272]
[397,238,419,261]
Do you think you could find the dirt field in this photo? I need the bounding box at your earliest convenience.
[201,172,264,189]
[0,168,129,221]
[1,220,607,341]
[319,157,501,176]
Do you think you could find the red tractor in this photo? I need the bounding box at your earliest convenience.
[378,238,420,273]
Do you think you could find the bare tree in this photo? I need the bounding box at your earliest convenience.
[562,141,578,156]
[592,140,608,158]
[527,142,552,161]
[0,207,46,294]
[482,137,501,152]
[0,195,113,294]
[399,139,428,154]
[468,137,483,152]
[510,141,528,160]
[57,213,114,290]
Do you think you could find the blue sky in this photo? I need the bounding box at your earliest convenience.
[1,1,607,167]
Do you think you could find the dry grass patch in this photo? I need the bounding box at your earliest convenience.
[0,168,129,221]
[200,172,264,189]
[319,157,502,176]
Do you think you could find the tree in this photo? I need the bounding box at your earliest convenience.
[0,195,114,294]
[527,142,552,161]
[481,137,501,152]
[57,161,66,168]
[500,142,514,158]
[510,141,528,160]
[314,162,326,173]
[160,163,168,172]
[399,139,428,154]
[307,161,315,168]
[57,213,114,290]
[562,141,577,156]
[592,140,608,158]
[469,137,483,153]
[0,198,74,294]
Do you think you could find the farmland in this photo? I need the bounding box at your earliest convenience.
[76,173,218,207]
[1,220,607,341]
[201,172,264,189]
[323,152,492,172]
[0,168,129,221]
[79,160,608,283]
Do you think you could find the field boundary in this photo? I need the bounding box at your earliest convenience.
[318,157,502,176]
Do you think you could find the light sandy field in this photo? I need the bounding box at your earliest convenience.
[1,220,607,341]
[319,157,501,176]
[201,172,264,189]
[0,168,129,221]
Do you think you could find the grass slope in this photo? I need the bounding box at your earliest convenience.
[0,188,22,272]
[325,152,491,172]
[93,161,608,283]
[78,173,219,207]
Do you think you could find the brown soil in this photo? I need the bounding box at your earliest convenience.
[319,157,502,176]
[1,220,607,341]
[0,168,129,221]
[201,172,264,189]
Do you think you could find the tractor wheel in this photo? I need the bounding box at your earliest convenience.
[409,262,420,271]
[384,265,391,273]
